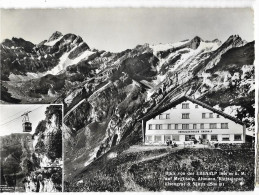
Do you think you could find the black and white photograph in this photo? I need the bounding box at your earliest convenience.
[0,104,63,192]
[0,3,257,193]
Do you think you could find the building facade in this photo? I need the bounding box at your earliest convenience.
[142,96,245,145]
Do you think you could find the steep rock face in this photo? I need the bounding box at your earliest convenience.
[0,133,33,189]
[0,105,62,192]
[33,105,62,166]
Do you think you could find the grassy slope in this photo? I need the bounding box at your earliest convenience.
[65,146,254,192]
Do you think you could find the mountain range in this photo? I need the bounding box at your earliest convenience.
[0,31,255,188]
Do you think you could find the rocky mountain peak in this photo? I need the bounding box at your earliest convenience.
[48,31,63,42]
[189,36,203,49]
[192,36,203,41]
[211,38,221,43]
[224,34,245,47]
[1,37,35,51]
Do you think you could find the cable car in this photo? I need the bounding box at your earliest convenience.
[21,111,32,132]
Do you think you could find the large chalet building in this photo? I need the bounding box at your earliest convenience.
[142,96,245,145]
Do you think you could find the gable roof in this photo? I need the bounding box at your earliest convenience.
[141,95,244,125]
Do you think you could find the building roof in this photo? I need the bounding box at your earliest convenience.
[141,95,244,125]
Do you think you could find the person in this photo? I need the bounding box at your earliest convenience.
[172,142,177,148]
[199,136,202,144]
[169,139,172,146]
[36,173,43,192]
[166,139,169,146]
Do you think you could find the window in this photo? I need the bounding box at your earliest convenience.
[156,124,162,130]
[182,103,189,109]
[159,114,163,119]
[168,124,171,129]
[193,124,197,129]
[200,123,204,129]
[149,124,153,130]
[172,135,179,141]
[185,135,195,141]
[210,123,217,129]
[182,113,190,119]
[195,105,199,108]
[175,124,178,129]
[182,124,189,129]
[234,134,242,141]
[154,136,162,143]
[217,114,220,118]
[146,136,152,142]
[209,113,213,118]
[166,114,170,119]
[211,135,218,141]
[222,134,230,141]
[202,113,206,118]
[221,123,228,129]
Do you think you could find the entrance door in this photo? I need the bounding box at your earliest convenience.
[202,134,207,139]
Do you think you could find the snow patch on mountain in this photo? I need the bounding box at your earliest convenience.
[44,36,63,46]
[9,47,95,81]
[173,41,220,72]
[46,49,95,75]
[150,40,188,54]
[198,41,221,52]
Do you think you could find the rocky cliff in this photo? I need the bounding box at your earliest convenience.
[0,105,62,192]
[0,133,32,190]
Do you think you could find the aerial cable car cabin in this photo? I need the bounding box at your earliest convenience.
[21,111,32,132]
[141,96,246,145]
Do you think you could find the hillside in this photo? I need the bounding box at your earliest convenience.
[65,145,254,192]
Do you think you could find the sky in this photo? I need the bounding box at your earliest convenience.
[0,104,57,136]
[0,8,254,52]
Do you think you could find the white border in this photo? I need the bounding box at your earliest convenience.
[0,0,257,194]
[0,0,256,8]
[254,0,259,188]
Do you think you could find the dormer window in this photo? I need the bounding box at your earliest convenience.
[182,103,189,109]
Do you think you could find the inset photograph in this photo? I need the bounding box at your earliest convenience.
[0,104,63,192]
